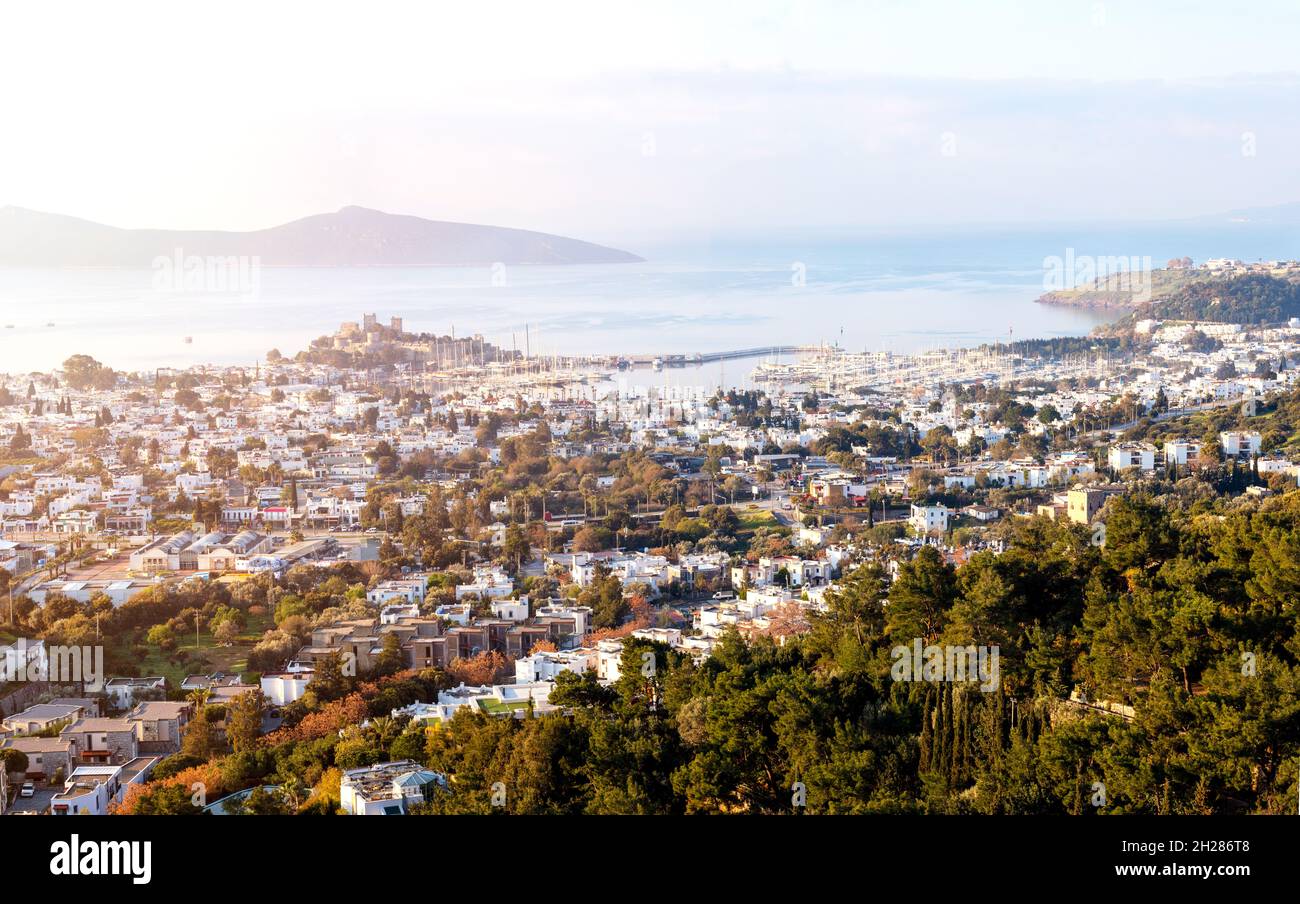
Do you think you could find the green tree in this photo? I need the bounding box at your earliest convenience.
[226,690,265,753]
[885,545,957,645]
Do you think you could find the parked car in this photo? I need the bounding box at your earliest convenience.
[20,782,35,798]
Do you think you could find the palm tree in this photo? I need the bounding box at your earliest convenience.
[279,776,306,811]
[370,715,399,751]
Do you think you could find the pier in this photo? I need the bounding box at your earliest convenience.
[623,345,821,366]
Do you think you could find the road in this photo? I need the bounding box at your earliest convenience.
[6,786,55,814]
[1076,397,1242,441]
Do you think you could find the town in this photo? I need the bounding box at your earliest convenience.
[0,306,1297,816]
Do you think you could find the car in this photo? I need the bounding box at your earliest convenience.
[20,782,35,798]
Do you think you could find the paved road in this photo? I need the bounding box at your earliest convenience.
[6,786,55,814]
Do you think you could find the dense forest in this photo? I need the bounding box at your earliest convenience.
[403,494,1300,814]
[1120,274,1300,327]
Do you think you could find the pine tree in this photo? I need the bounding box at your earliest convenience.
[181,709,216,759]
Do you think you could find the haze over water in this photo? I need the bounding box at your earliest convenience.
[3,221,1297,378]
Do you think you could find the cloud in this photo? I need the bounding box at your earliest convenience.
[2,3,1299,241]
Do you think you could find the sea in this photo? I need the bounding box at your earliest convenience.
[2,220,1298,389]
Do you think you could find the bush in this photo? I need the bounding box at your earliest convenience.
[152,753,207,781]
[1,748,29,775]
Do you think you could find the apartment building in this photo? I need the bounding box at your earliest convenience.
[909,503,950,535]
[1219,430,1262,458]
[1163,440,1202,467]
[1107,442,1157,472]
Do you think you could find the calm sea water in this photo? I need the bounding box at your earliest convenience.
[1,221,1297,377]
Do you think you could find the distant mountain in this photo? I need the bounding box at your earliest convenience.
[0,205,643,267]
[1181,201,1300,226]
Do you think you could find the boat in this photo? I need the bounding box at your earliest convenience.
[652,357,663,371]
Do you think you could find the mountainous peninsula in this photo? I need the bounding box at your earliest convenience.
[1038,258,1300,317]
[0,205,643,268]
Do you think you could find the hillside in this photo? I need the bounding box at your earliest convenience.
[1121,378,1300,456]
[1093,273,1300,335]
[1139,273,1300,324]
[1036,265,1211,309]
[0,205,643,268]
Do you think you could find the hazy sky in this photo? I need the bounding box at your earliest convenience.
[3,0,1299,246]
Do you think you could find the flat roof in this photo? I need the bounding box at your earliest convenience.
[105,676,166,686]
[3,703,82,723]
[62,717,135,733]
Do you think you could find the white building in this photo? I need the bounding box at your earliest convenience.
[1163,440,1201,467]
[339,761,446,815]
[514,649,594,683]
[490,598,530,622]
[103,676,167,710]
[454,566,514,600]
[534,604,592,637]
[51,757,155,816]
[260,670,313,706]
[379,602,421,624]
[1107,442,1157,472]
[1219,430,1262,458]
[909,504,950,535]
[368,576,428,606]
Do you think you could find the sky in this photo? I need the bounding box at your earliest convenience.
[2,0,1299,247]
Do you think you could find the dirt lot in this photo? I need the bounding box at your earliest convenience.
[61,552,134,582]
